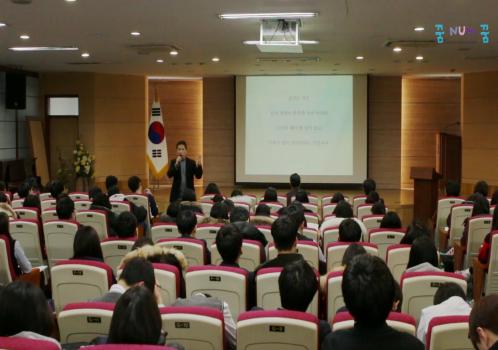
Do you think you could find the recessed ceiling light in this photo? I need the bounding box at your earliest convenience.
[414,26,425,32]
[356,56,364,60]
[416,55,424,60]
[130,31,141,37]
[393,47,402,52]
[156,59,164,63]
[9,46,79,51]
[65,0,77,2]
[212,57,220,62]
[81,52,90,58]
[220,12,317,20]
[243,40,319,45]
[19,34,30,40]
[170,50,178,56]
[0,22,7,27]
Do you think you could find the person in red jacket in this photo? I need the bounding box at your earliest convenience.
[478,209,498,264]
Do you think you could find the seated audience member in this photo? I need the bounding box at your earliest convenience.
[233,221,268,247]
[229,189,254,206]
[72,226,105,262]
[216,224,243,268]
[49,180,65,200]
[212,194,224,203]
[159,201,181,223]
[88,186,103,200]
[286,173,301,206]
[335,243,367,271]
[23,194,41,211]
[321,200,367,237]
[204,182,221,196]
[0,281,60,349]
[201,201,229,224]
[371,201,387,215]
[0,212,32,274]
[339,219,363,243]
[255,216,303,272]
[181,188,197,202]
[405,236,441,273]
[262,186,278,203]
[230,206,249,223]
[477,208,498,264]
[96,257,158,303]
[331,192,345,204]
[127,175,158,217]
[279,260,331,344]
[295,190,309,204]
[461,193,490,247]
[0,193,16,218]
[56,195,75,220]
[417,282,471,344]
[491,190,498,206]
[446,180,461,197]
[363,178,377,196]
[17,182,31,199]
[250,204,274,226]
[365,190,380,204]
[132,237,154,250]
[105,175,118,194]
[284,203,310,240]
[107,286,166,346]
[91,192,117,235]
[469,294,498,350]
[380,211,402,229]
[400,220,431,245]
[176,209,198,238]
[474,180,490,199]
[321,255,424,350]
[223,198,235,213]
[114,211,137,238]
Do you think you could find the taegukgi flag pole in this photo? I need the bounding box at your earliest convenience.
[146,101,168,178]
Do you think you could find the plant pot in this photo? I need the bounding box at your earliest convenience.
[75,177,91,192]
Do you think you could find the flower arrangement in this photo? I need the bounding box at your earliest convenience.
[73,140,95,178]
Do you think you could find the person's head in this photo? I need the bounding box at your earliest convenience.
[491,190,498,206]
[210,202,229,220]
[17,182,31,199]
[127,176,142,193]
[230,206,249,223]
[223,199,234,214]
[56,195,75,220]
[341,243,367,266]
[380,211,402,229]
[446,180,461,197]
[204,183,220,195]
[0,193,8,203]
[371,201,386,215]
[472,194,490,217]
[331,192,345,204]
[88,186,103,200]
[72,225,104,260]
[492,208,498,231]
[176,209,197,235]
[0,281,54,337]
[176,140,188,158]
[108,185,120,197]
[216,224,242,264]
[433,282,466,305]
[290,173,301,188]
[333,200,353,218]
[108,286,162,345]
[231,189,243,197]
[0,213,12,241]
[166,201,181,218]
[469,295,498,350]
[366,191,380,204]
[255,203,271,217]
[93,192,111,210]
[115,211,137,238]
[263,187,278,202]
[119,257,156,292]
[271,216,298,252]
[287,202,306,229]
[295,190,309,204]
[338,218,362,242]
[279,260,317,312]
[474,181,489,198]
[212,194,223,203]
[23,194,40,210]
[132,237,154,251]
[181,188,197,202]
[363,178,377,195]
[105,175,119,191]
[342,254,396,326]
[407,236,438,268]
[50,180,64,199]
[402,220,431,245]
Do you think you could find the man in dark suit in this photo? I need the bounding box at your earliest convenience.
[167,140,203,202]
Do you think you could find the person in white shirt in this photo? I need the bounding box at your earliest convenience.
[405,236,442,273]
[417,282,471,343]
[320,200,367,239]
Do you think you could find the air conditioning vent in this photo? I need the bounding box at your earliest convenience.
[66,62,102,65]
[256,56,320,63]
[385,40,436,48]
[127,44,180,55]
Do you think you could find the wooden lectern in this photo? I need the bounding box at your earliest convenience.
[410,167,440,232]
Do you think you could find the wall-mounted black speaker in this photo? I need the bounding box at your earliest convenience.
[5,72,26,110]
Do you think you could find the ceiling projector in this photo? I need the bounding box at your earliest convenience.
[257,19,303,53]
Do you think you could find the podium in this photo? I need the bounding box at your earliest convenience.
[410,167,440,230]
